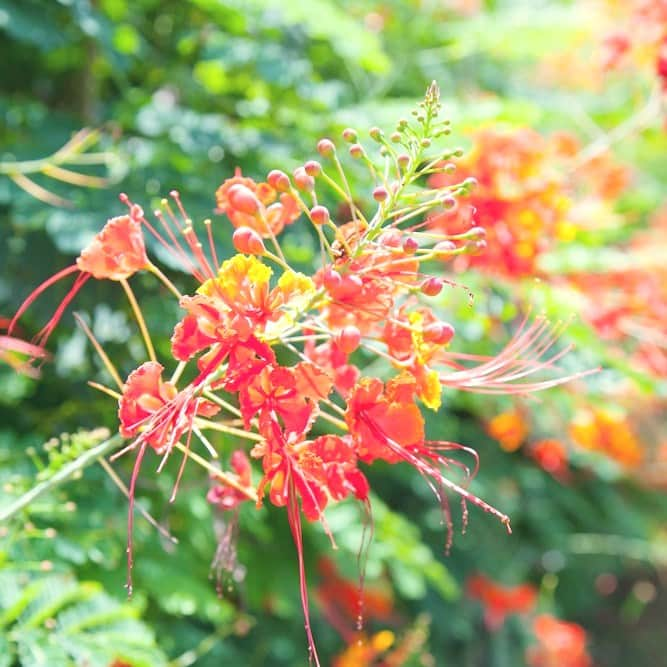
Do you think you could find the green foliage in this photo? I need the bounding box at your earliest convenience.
[1,0,666,666]
[0,566,168,667]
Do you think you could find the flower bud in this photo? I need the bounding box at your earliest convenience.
[424,322,455,345]
[293,167,315,192]
[402,237,419,254]
[434,240,457,254]
[337,325,361,354]
[267,169,290,192]
[421,276,444,297]
[372,186,389,202]
[468,226,486,239]
[304,160,322,177]
[349,143,364,158]
[369,127,383,141]
[397,153,410,168]
[443,162,456,174]
[441,195,457,210]
[342,128,357,143]
[233,227,265,255]
[317,138,335,157]
[310,205,330,226]
[228,184,261,215]
[323,268,342,293]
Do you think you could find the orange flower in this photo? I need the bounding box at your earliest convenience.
[118,361,219,453]
[215,168,300,237]
[239,362,332,436]
[346,376,424,463]
[487,411,528,452]
[10,213,148,348]
[570,407,643,467]
[466,574,537,630]
[316,558,394,627]
[526,614,592,667]
[76,214,149,280]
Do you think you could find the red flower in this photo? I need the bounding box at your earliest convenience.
[10,213,148,348]
[239,362,332,436]
[466,574,537,630]
[118,361,219,453]
[530,439,569,479]
[526,614,592,667]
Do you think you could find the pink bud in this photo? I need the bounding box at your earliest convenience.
[267,169,290,192]
[349,143,364,158]
[233,227,265,255]
[317,138,335,157]
[397,153,410,168]
[323,267,342,292]
[441,196,457,210]
[304,160,321,177]
[342,128,357,143]
[421,276,444,297]
[293,167,315,192]
[337,325,361,354]
[310,205,330,226]
[434,240,457,254]
[423,322,455,345]
[369,127,383,141]
[403,237,419,254]
[372,186,389,202]
[228,184,261,215]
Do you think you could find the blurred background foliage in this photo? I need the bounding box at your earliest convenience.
[1,0,666,665]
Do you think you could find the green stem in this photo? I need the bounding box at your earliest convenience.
[0,434,124,523]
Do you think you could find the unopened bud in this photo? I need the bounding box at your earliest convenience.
[372,186,389,202]
[293,167,315,192]
[390,132,401,143]
[463,176,478,189]
[233,227,265,255]
[468,226,486,239]
[349,143,364,158]
[342,128,357,143]
[420,138,432,148]
[403,237,419,254]
[304,160,321,177]
[310,205,330,225]
[267,169,290,192]
[441,195,457,210]
[317,138,335,157]
[337,325,361,354]
[228,185,261,215]
[424,322,455,345]
[443,162,456,174]
[434,240,457,254]
[421,276,444,297]
[323,267,342,292]
[397,153,410,168]
[369,126,383,141]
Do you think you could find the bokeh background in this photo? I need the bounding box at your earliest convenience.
[1,0,666,665]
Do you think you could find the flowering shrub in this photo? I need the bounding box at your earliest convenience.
[7,83,596,665]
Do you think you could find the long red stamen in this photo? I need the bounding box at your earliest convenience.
[287,477,321,667]
[9,264,80,336]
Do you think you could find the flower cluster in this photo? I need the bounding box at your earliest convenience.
[426,127,628,279]
[9,84,591,665]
